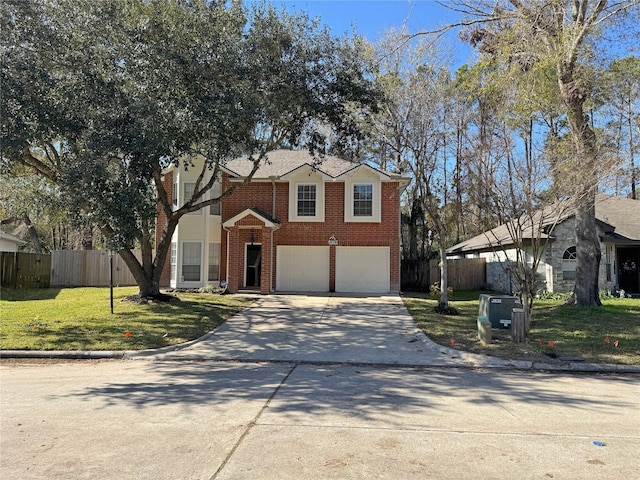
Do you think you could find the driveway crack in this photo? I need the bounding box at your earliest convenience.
[210,362,298,479]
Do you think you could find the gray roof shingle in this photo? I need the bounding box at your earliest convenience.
[447,194,640,254]
[223,149,401,180]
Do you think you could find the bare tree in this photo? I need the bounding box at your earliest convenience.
[429,0,640,306]
[368,30,461,310]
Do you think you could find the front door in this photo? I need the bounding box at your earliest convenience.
[618,247,640,294]
[245,244,262,288]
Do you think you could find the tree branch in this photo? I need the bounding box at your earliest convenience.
[22,146,58,183]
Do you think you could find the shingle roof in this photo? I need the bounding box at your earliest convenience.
[0,231,26,244]
[223,149,404,181]
[595,194,640,241]
[447,194,640,254]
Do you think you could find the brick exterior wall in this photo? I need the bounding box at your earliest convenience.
[220,175,402,293]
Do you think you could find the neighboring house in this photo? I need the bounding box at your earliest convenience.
[0,231,26,252]
[447,194,640,296]
[156,150,409,294]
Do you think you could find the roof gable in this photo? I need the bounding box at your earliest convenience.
[222,208,280,228]
[335,163,391,181]
[0,231,26,245]
[595,194,640,240]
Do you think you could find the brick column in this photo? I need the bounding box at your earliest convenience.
[228,227,240,293]
[329,244,336,292]
[260,228,271,294]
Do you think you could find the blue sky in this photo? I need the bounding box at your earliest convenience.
[263,0,475,67]
[275,0,460,39]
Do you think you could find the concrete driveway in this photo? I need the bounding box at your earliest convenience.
[138,294,515,368]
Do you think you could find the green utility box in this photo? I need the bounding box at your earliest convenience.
[478,294,522,329]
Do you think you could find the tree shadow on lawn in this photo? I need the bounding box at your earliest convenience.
[1,288,62,301]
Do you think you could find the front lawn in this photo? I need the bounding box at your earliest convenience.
[0,287,254,351]
[403,290,640,365]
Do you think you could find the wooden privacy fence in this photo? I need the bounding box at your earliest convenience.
[429,258,486,290]
[51,250,142,287]
[1,252,52,289]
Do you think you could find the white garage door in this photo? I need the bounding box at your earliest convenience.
[336,247,390,293]
[276,246,330,292]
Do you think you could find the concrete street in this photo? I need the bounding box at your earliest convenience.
[1,295,639,479]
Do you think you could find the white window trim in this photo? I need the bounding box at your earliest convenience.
[297,183,317,217]
[562,246,577,281]
[170,242,177,287]
[288,181,324,222]
[344,179,380,223]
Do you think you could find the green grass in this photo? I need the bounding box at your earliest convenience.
[3,286,638,364]
[403,290,640,365]
[0,287,254,351]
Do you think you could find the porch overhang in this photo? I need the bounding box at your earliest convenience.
[222,208,281,229]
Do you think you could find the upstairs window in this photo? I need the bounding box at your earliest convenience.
[287,173,324,222]
[184,182,202,215]
[297,184,316,217]
[209,181,222,216]
[172,181,178,208]
[353,184,373,217]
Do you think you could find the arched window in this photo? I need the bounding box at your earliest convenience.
[562,246,577,281]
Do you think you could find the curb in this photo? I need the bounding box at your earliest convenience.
[2,347,639,373]
[0,350,126,360]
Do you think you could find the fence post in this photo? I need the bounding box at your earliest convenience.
[109,251,114,314]
[511,308,526,343]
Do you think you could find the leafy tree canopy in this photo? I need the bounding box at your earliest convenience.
[1,0,379,296]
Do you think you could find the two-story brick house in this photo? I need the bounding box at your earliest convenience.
[157,149,409,294]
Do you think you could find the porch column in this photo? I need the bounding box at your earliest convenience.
[329,244,336,292]
[260,228,271,294]
[227,226,241,294]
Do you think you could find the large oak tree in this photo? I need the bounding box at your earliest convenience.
[1,0,378,297]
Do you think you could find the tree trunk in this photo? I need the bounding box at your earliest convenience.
[118,247,161,298]
[570,192,602,306]
[628,98,637,200]
[558,73,602,307]
[438,244,449,308]
[23,215,43,254]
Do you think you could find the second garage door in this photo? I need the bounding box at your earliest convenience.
[335,246,390,293]
[276,246,330,292]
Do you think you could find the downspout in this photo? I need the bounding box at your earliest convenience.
[399,186,402,294]
[223,226,230,285]
[270,176,277,293]
[270,228,274,293]
[398,180,408,294]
